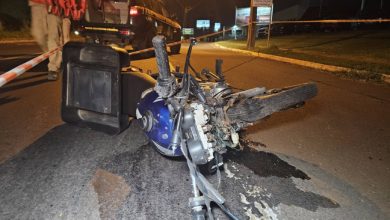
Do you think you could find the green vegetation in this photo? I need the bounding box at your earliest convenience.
[218,30,390,81]
[0,29,84,42]
[0,28,32,41]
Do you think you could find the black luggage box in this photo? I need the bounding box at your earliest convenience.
[61,42,128,134]
[61,42,155,134]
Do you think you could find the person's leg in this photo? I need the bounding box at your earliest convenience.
[62,18,71,44]
[30,4,48,52]
[47,14,62,73]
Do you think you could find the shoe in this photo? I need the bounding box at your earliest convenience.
[48,71,58,81]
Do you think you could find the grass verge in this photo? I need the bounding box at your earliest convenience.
[218,30,390,81]
[0,28,32,41]
[0,29,83,42]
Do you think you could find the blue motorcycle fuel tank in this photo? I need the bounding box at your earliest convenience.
[136,89,183,157]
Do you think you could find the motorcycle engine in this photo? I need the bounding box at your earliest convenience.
[182,102,213,165]
[182,82,242,168]
[137,81,241,167]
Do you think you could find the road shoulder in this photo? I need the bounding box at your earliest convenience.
[214,43,390,85]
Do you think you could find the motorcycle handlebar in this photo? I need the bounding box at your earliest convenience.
[152,36,177,98]
[152,36,171,81]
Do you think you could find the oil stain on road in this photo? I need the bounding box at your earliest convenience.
[91,169,131,220]
[98,141,339,219]
[223,144,339,219]
[0,123,381,220]
[225,146,310,180]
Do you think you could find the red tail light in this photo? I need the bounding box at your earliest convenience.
[129,7,138,15]
[119,29,132,36]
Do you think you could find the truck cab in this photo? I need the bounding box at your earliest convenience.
[74,0,182,54]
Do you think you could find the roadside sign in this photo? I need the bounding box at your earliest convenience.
[182,28,194,35]
[258,7,272,23]
[236,8,250,26]
[253,0,272,7]
[214,22,221,32]
[246,0,274,49]
[196,20,210,29]
[235,7,272,26]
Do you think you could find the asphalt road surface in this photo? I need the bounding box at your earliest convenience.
[0,41,389,220]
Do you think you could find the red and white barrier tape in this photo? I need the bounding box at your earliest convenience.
[271,18,390,24]
[0,46,62,88]
[1,18,388,87]
[128,28,231,56]
[129,18,390,56]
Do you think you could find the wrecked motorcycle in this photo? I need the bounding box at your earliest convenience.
[61,36,317,219]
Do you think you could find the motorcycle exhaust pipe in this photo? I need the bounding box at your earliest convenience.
[228,87,266,99]
[227,82,318,124]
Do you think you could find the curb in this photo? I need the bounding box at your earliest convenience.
[214,43,390,84]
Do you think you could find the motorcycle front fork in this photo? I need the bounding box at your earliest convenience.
[189,169,214,220]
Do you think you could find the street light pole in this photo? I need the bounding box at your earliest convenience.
[246,0,257,50]
[360,0,366,12]
[267,4,273,48]
[173,0,204,28]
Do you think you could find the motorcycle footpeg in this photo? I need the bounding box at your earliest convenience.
[191,209,206,220]
[189,196,206,207]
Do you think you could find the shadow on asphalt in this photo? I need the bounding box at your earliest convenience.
[246,100,321,134]
[9,72,47,83]
[223,57,258,74]
[0,57,48,72]
[0,78,50,93]
[0,95,20,105]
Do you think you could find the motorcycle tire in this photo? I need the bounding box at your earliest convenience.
[227,82,318,123]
